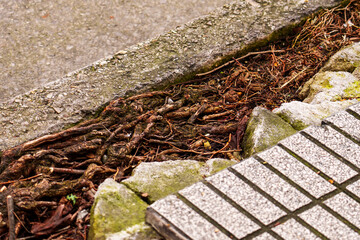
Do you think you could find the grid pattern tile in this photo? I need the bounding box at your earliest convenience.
[147,103,360,239]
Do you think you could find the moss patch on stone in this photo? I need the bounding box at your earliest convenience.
[89,179,148,240]
[344,80,360,98]
[122,160,204,203]
[201,158,237,176]
[106,223,161,240]
[242,107,297,158]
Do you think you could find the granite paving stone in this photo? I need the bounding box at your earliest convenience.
[349,103,360,116]
[252,232,277,240]
[147,104,360,239]
[280,133,357,183]
[231,158,311,211]
[206,170,286,225]
[272,218,320,240]
[347,179,360,197]
[304,125,360,168]
[150,195,229,240]
[299,205,360,239]
[258,146,335,198]
[324,110,360,141]
[179,182,259,239]
[324,192,360,228]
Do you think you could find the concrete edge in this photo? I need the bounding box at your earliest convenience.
[0,0,345,150]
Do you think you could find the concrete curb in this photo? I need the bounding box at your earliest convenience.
[0,0,344,150]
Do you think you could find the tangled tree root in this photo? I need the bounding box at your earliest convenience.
[0,2,359,239]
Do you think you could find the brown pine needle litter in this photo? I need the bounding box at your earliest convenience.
[1,1,360,239]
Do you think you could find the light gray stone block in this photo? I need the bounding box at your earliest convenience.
[273,100,358,130]
[273,218,320,240]
[206,170,286,225]
[325,192,360,228]
[300,71,359,104]
[347,180,360,197]
[179,182,259,238]
[241,106,297,157]
[321,42,360,72]
[324,110,360,141]
[252,232,276,240]
[122,160,204,203]
[299,205,360,239]
[150,195,229,240]
[258,146,335,198]
[280,133,357,183]
[89,179,149,240]
[349,103,360,116]
[232,158,311,211]
[305,125,360,168]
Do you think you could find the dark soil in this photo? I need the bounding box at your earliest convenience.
[0,1,359,239]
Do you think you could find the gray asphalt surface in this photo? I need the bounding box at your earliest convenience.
[0,0,233,103]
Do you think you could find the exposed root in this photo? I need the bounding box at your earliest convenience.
[0,2,359,239]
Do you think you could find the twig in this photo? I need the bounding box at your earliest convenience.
[0,174,43,186]
[279,67,308,89]
[199,133,225,145]
[210,133,232,159]
[196,50,286,77]
[13,211,31,233]
[49,167,85,175]
[7,195,15,240]
[129,145,141,165]
[168,143,239,155]
[125,91,170,102]
[188,103,208,123]
[95,111,153,162]
[202,110,233,121]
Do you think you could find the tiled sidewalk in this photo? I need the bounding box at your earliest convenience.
[146,103,360,239]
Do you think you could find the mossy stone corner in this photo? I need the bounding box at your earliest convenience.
[122,160,204,203]
[89,179,149,240]
[122,159,237,203]
[301,71,359,103]
[89,158,236,239]
[241,107,297,158]
[321,41,360,72]
[273,100,358,130]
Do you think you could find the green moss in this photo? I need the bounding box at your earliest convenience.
[320,78,333,89]
[242,107,297,158]
[89,180,148,240]
[344,80,360,98]
[353,61,360,68]
[206,159,237,175]
[123,161,204,203]
[277,112,308,131]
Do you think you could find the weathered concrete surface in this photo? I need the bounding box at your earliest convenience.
[0,0,234,103]
[0,0,344,150]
